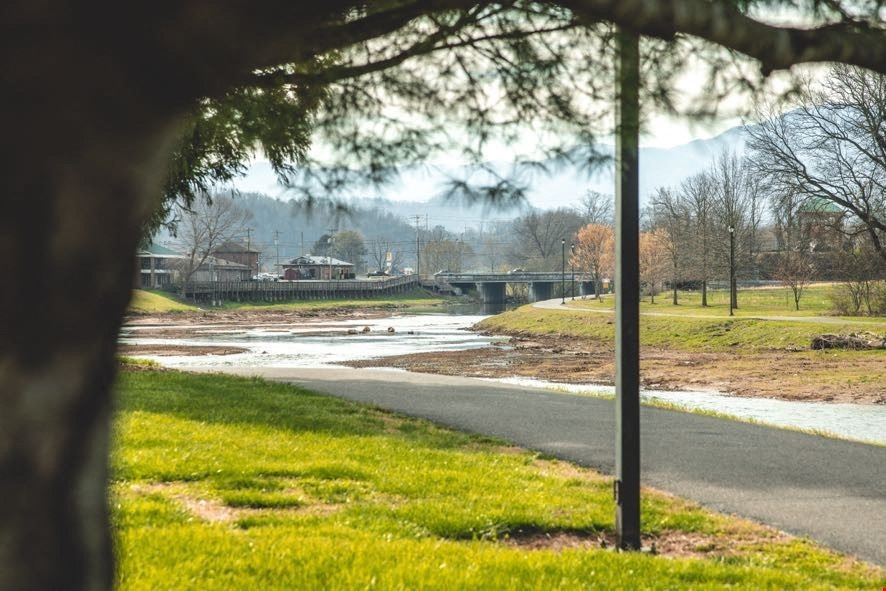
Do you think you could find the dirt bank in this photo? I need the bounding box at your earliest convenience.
[125,307,392,326]
[346,333,886,405]
[118,344,249,356]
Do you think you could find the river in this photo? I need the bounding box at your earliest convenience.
[121,307,886,446]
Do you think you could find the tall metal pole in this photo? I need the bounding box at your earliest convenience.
[614,27,641,551]
[561,238,566,304]
[728,226,735,317]
[274,229,280,278]
[571,242,575,300]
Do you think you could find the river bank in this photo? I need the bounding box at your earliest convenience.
[120,305,886,443]
[346,332,886,404]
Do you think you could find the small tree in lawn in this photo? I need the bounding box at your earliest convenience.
[639,230,669,304]
[572,223,614,299]
[775,251,815,311]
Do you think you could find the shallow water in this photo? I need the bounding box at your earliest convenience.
[121,314,503,369]
[123,312,885,446]
[484,377,886,446]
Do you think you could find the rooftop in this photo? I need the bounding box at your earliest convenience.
[138,243,185,258]
[285,254,354,267]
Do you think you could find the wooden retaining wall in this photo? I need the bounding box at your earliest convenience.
[174,275,421,303]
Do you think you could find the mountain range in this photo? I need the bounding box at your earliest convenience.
[231,123,749,231]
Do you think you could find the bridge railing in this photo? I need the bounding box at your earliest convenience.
[435,272,593,283]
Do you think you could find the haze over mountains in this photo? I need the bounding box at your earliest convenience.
[232,123,749,230]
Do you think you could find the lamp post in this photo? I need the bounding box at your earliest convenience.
[614,28,641,551]
[561,238,566,305]
[728,225,735,317]
[570,242,576,300]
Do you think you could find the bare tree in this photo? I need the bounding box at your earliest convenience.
[421,239,473,273]
[572,223,614,299]
[651,187,691,305]
[709,151,764,308]
[748,65,886,261]
[510,208,584,270]
[576,190,614,225]
[680,172,715,306]
[176,196,251,296]
[829,242,886,315]
[369,237,404,274]
[775,251,816,311]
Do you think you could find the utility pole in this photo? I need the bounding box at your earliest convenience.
[327,228,335,280]
[411,215,422,278]
[300,231,305,256]
[245,227,253,276]
[560,238,566,304]
[614,27,641,551]
[273,230,280,278]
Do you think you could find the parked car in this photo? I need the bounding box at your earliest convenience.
[508,268,526,274]
[367,270,389,277]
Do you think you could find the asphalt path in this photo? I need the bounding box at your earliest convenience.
[198,366,886,566]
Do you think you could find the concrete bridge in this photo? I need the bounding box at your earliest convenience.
[432,272,601,304]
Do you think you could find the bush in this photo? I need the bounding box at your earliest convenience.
[829,280,886,316]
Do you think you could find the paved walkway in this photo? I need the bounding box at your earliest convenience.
[532,297,884,325]
[198,366,886,565]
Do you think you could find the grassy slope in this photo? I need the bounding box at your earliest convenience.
[480,287,883,353]
[129,288,449,314]
[113,370,883,590]
[129,290,198,313]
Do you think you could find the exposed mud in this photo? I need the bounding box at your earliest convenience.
[499,528,790,559]
[118,344,248,357]
[126,306,420,326]
[346,333,886,404]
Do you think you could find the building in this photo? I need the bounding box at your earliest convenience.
[282,255,355,280]
[189,256,252,282]
[798,198,844,251]
[136,244,185,288]
[212,240,261,275]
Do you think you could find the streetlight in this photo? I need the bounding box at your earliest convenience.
[570,242,576,300]
[728,225,735,317]
[561,238,566,305]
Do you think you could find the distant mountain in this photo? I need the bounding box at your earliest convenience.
[230,124,749,230]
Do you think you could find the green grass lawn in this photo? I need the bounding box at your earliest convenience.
[479,305,883,352]
[112,370,883,590]
[129,290,199,313]
[482,285,884,353]
[568,285,870,320]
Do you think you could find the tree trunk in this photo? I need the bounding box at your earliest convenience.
[672,265,678,305]
[1,68,180,587]
[701,279,708,307]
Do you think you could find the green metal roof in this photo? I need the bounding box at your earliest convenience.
[799,197,842,214]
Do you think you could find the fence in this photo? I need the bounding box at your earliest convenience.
[172,275,420,302]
